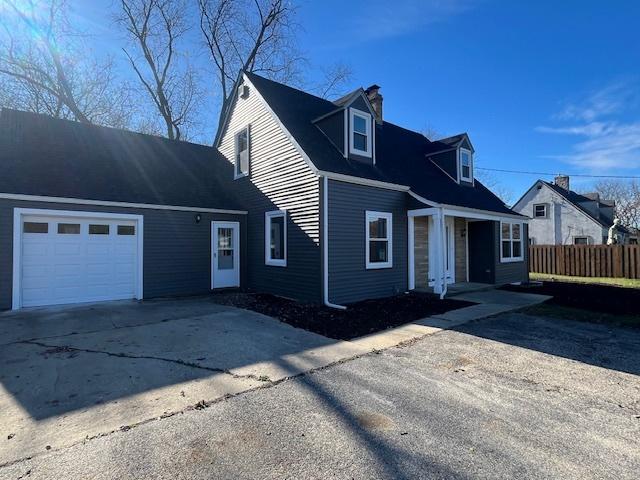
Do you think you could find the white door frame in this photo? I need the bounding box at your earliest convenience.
[12,208,144,310]
[211,221,240,289]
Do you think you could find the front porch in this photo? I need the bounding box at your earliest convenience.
[407,206,520,297]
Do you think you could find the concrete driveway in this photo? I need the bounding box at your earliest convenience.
[1,308,638,479]
[0,297,367,466]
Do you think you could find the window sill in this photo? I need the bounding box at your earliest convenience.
[366,262,393,270]
[266,260,287,267]
[500,257,524,263]
[350,148,372,158]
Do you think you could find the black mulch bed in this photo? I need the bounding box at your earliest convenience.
[502,281,640,316]
[210,291,473,340]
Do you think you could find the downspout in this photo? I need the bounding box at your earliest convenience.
[323,176,347,310]
[440,208,448,299]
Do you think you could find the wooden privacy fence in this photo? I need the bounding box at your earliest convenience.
[529,245,640,279]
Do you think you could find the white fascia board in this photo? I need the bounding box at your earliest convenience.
[0,193,247,215]
[408,190,440,207]
[319,171,410,192]
[440,204,529,223]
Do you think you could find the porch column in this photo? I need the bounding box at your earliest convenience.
[431,210,445,295]
[408,216,415,290]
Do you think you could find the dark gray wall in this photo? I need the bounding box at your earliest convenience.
[327,180,408,305]
[0,199,246,310]
[493,222,529,284]
[316,111,345,156]
[234,177,322,303]
[429,150,457,180]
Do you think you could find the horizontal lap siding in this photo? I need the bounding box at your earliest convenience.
[218,82,321,302]
[328,180,407,305]
[494,222,529,284]
[0,199,246,310]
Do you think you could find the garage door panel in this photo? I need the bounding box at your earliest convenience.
[20,213,140,308]
[54,242,82,255]
[22,242,49,257]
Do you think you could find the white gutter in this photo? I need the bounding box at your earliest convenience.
[322,176,347,310]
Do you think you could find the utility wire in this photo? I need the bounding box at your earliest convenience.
[475,167,640,179]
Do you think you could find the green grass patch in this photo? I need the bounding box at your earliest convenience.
[523,303,640,329]
[530,273,640,289]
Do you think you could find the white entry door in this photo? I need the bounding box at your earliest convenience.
[17,211,142,308]
[211,222,240,289]
[428,216,456,286]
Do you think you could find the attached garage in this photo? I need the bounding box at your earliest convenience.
[0,108,247,311]
[13,209,143,309]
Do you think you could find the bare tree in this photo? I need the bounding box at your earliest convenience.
[0,0,131,127]
[198,0,351,113]
[593,179,640,229]
[310,62,353,100]
[116,0,201,141]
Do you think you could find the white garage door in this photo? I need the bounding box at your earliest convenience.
[18,213,141,308]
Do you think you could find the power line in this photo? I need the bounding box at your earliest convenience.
[475,167,640,179]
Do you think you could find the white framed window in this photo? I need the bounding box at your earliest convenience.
[234,126,250,178]
[459,148,473,182]
[349,109,372,157]
[265,210,286,267]
[533,204,547,218]
[500,221,523,262]
[574,236,589,245]
[365,211,392,269]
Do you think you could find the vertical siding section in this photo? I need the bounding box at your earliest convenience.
[218,81,321,301]
[0,199,247,310]
[454,217,467,282]
[494,222,529,284]
[414,217,429,288]
[328,180,407,305]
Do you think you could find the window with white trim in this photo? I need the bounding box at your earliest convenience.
[459,148,473,182]
[350,109,372,157]
[265,210,286,266]
[366,211,392,269]
[234,126,250,178]
[574,236,589,245]
[500,221,523,262]
[533,204,547,218]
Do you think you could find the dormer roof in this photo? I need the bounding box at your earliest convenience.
[225,71,521,217]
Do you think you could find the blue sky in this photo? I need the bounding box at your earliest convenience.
[73,0,640,198]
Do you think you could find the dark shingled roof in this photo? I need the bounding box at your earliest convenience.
[0,109,244,211]
[245,72,519,217]
[542,181,627,232]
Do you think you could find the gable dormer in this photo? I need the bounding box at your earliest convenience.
[428,133,474,185]
[313,87,379,165]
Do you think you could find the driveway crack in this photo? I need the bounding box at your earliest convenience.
[21,340,263,382]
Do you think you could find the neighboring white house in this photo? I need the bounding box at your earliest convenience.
[513,175,632,245]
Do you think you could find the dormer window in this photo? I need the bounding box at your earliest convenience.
[459,148,473,182]
[234,126,250,178]
[349,109,372,157]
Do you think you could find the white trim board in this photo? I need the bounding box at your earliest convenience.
[12,208,144,310]
[0,193,247,215]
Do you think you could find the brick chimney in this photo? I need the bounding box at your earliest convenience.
[365,84,383,124]
[554,175,570,191]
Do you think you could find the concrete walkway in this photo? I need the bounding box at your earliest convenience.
[0,289,549,467]
[350,288,551,350]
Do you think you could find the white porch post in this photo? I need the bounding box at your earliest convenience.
[408,215,415,290]
[431,209,444,295]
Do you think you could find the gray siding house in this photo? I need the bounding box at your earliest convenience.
[216,72,529,307]
[0,72,528,311]
[513,175,632,245]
